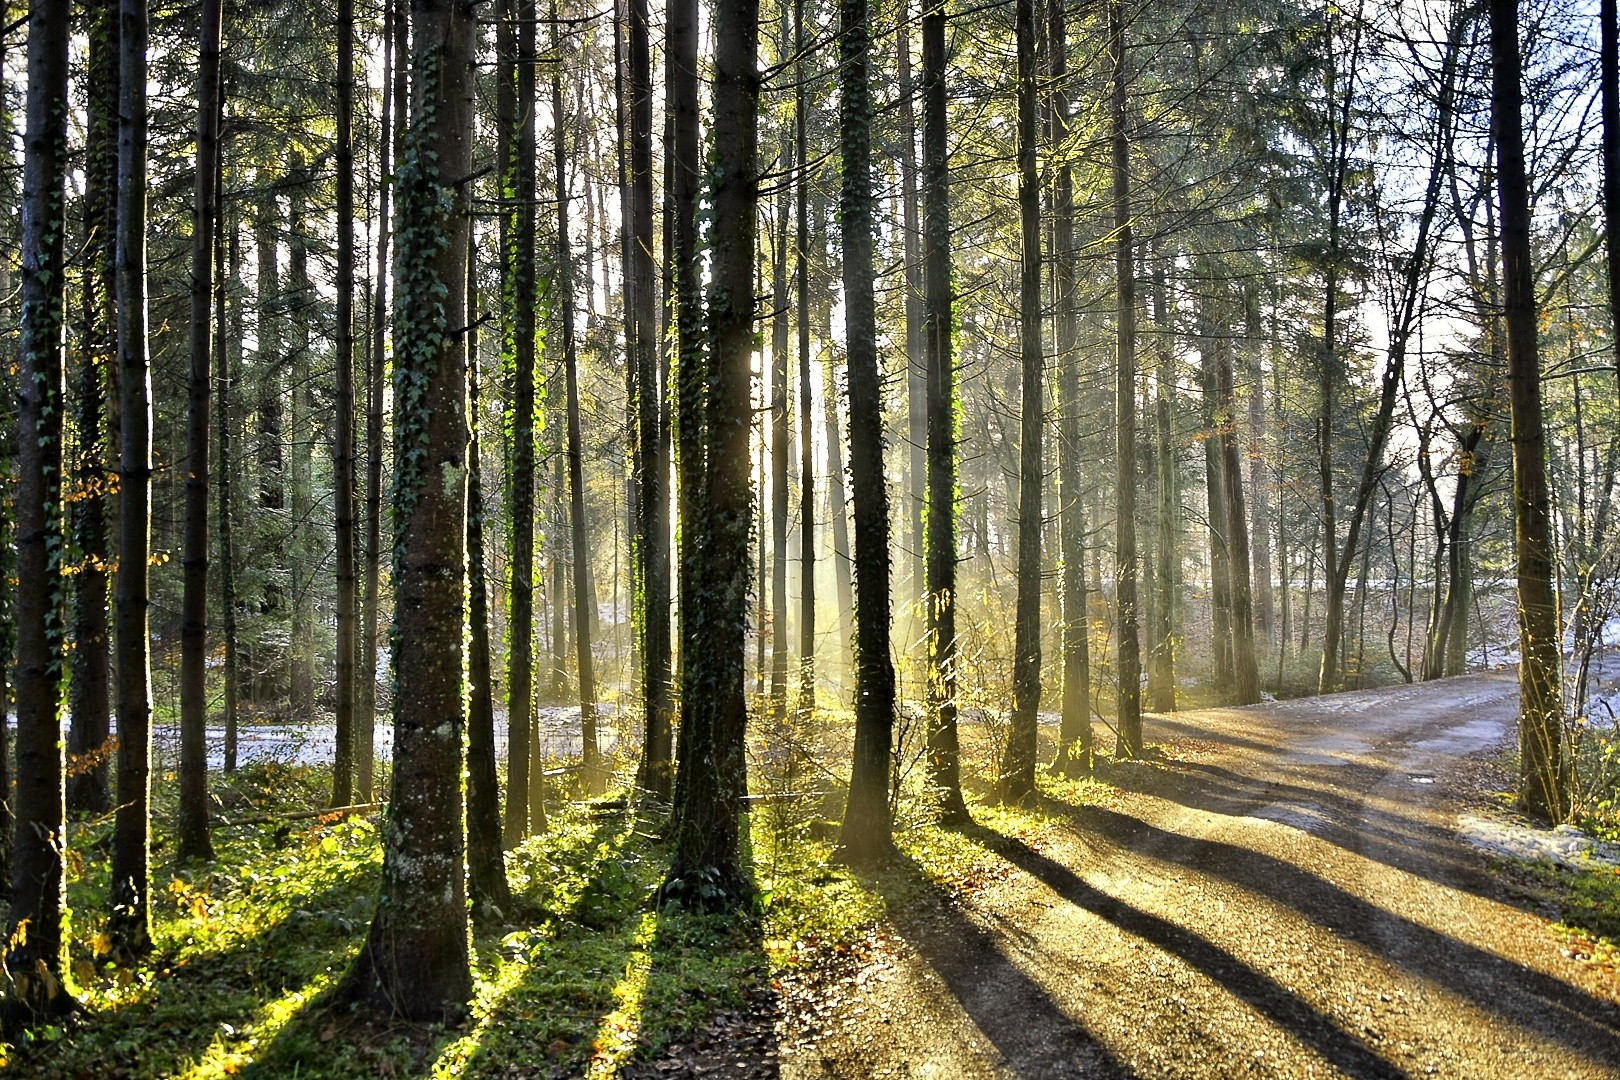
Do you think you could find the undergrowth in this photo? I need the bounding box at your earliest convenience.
[3,748,1122,1078]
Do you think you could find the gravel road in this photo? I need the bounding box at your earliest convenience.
[778,673,1620,1079]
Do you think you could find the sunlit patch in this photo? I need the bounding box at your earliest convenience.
[175,975,337,1079]
[585,912,658,1076]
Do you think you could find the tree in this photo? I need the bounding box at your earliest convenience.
[922,0,968,819]
[1491,0,1566,822]
[178,0,226,862]
[6,0,73,1021]
[999,0,1045,801]
[68,0,119,817]
[340,0,476,1018]
[111,0,156,959]
[796,0,817,716]
[665,0,759,908]
[332,0,359,808]
[1050,0,1094,776]
[837,0,901,863]
[466,228,513,923]
[628,0,672,797]
[552,18,601,785]
[1111,0,1145,756]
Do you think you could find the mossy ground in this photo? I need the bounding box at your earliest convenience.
[2,736,1124,1078]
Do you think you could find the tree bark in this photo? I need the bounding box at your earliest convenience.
[552,27,600,784]
[628,0,672,797]
[665,0,759,907]
[920,0,964,817]
[178,0,224,862]
[1111,0,1143,757]
[68,0,119,817]
[465,229,513,924]
[796,0,817,716]
[6,0,73,1019]
[1149,259,1177,712]
[111,0,155,959]
[1049,0,1093,775]
[771,120,792,726]
[341,0,476,1018]
[900,6,926,623]
[218,167,241,774]
[999,0,1044,801]
[1491,0,1566,822]
[837,0,900,864]
[287,156,316,719]
[1216,323,1261,704]
[332,0,358,809]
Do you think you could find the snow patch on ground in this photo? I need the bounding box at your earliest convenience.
[1457,814,1620,871]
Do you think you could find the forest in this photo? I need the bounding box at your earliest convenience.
[1,0,1619,1073]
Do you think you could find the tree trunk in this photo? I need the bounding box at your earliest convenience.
[359,0,404,803]
[218,169,241,774]
[251,184,285,706]
[111,0,155,959]
[287,156,315,719]
[341,0,475,1017]
[920,0,964,817]
[665,0,759,907]
[332,0,358,809]
[796,0,817,716]
[502,0,539,843]
[552,31,600,784]
[1244,289,1275,648]
[69,0,119,817]
[1110,0,1143,757]
[1491,0,1566,822]
[1217,323,1261,704]
[1049,0,1093,774]
[1202,309,1234,699]
[900,6,926,625]
[836,0,899,864]
[1149,259,1177,712]
[178,0,224,862]
[6,0,73,1019]
[628,0,672,797]
[465,228,513,924]
[823,342,855,686]
[771,122,792,726]
[999,0,1044,802]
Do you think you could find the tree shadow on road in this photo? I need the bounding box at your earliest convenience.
[1042,798,1620,1069]
[851,853,1140,1079]
[949,821,1419,1080]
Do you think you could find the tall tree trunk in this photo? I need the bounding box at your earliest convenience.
[796,0,817,716]
[837,0,899,864]
[665,0,759,907]
[771,124,792,725]
[466,228,513,923]
[69,0,119,817]
[178,0,224,862]
[252,183,285,706]
[1217,323,1261,703]
[341,0,476,1017]
[218,171,241,774]
[111,0,155,960]
[6,0,73,1018]
[921,0,964,807]
[900,6,926,623]
[0,0,12,898]
[503,0,539,843]
[999,0,1044,802]
[332,0,358,808]
[1606,0,1620,388]
[1149,259,1177,712]
[1111,0,1143,757]
[1491,0,1566,822]
[1202,308,1234,699]
[287,157,315,719]
[628,0,672,796]
[823,340,855,685]
[552,30,600,783]
[360,0,403,803]
[1244,289,1275,648]
[1050,0,1093,774]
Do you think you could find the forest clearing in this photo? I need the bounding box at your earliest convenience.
[4,0,1620,1073]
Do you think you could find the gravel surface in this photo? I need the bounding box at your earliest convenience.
[769,673,1620,1078]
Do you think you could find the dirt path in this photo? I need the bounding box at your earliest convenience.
[777,674,1620,1079]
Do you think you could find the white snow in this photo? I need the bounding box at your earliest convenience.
[1457,814,1620,871]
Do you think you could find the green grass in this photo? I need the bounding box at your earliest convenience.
[4,756,1121,1078]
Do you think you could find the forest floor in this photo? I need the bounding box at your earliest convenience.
[754,673,1620,1079]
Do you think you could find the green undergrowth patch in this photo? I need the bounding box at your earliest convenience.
[6,758,1124,1078]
